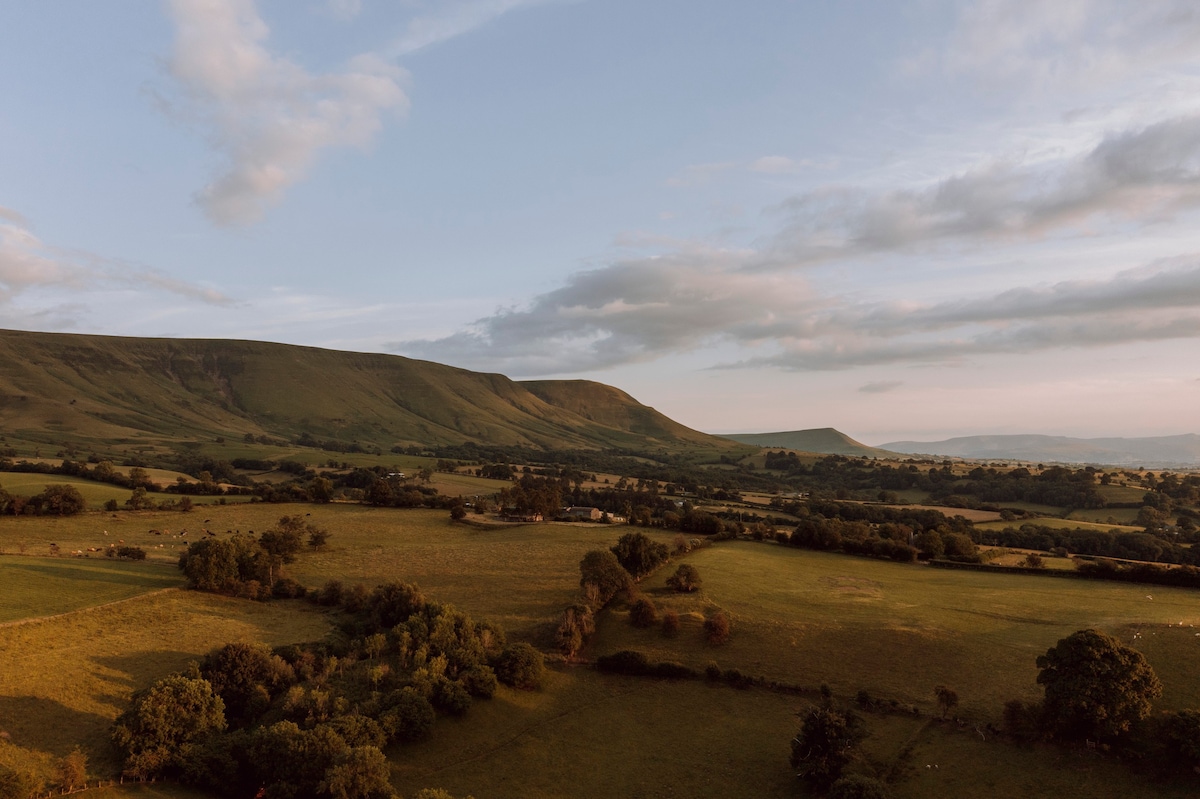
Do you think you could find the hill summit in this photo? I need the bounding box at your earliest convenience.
[720,428,892,458]
[0,329,737,455]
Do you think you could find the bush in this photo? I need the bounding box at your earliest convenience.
[317,579,344,606]
[666,563,702,592]
[461,665,498,699]
[272,578,307,599]
[380,687,435,743]
[433,679,472,716]
[661,609,680,637]
[596,650,651,676]
[704,610,731,645]
[828,774,890,799]
[493,643,545,690]
[628,597,658,628]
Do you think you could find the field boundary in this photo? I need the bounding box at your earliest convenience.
[0,586,182,630]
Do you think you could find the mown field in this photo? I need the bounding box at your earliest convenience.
[2,507,1198,798]
[0,557,182,623]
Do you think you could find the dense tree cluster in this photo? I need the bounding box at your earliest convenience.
[178,516,328,599]
[110,581,528,798]
[0,482,87,516]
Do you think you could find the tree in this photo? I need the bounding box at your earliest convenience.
[319,746,395,799]
[0,765,42,799]
[1036,628,1162,740]
[493,643,545,690]
[610,532,669,579]
[555,604,595,658]
[30,484,86,516]
[790,705,865,788]
[578,550,632,607]
[126,486,154,510]
[111,675,227,779]
[200,643,295,726]
[628,597,658,628]
[57,748,87,792]
[1157,709,1200,775]
[933,685,958,720]
[704,610,731,645]
[666,563,702,593]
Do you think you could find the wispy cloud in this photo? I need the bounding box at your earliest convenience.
[393,248,822,374]
[937,0,1200,90]
[0,209,232,308]
[859,381,903,394]
[163,0,409,225]
[767,113,1200,266]
[384,0,553,58]
[394,246,1200,376]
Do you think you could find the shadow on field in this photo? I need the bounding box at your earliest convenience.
[0,695,110,757]
[92,650,202,696]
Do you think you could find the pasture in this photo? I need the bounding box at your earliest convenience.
[2,506,1199,798]
[594,541,1200,718]
[0,557,182,623]
[0,473,183,511]
[0,589,333,783]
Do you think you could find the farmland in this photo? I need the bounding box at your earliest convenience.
[2,501,1199,797]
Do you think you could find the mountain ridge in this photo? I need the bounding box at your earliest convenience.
[0,329,740,456]
[720,428,895,458]
[881,433,1200,467]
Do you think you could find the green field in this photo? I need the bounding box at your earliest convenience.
[0,472,192,510]
[2,507,1199,798]
[592,541,1200,718]
[0,589,333,783]
[0,558,182,623]
[974,516,1142,534]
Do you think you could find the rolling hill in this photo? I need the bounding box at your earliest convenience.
[720,427,895,457]
[0,329,741,456]
[881,433,1200,467]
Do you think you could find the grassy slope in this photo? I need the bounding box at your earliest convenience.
[0,329,739,455]
[0,590,332,782]
[720,427,896,458]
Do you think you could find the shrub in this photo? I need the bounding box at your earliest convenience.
[317,579,344,606]
[272,578,307,599]
[493,643,545,690]
[628,597,658,628]
[666,563,702,593]
[380,687,435,743]
[704,610,731,645]
[661,609,680,637]
[596,650,651,676]
[433,679,472,716]
[828,774,891,799]
[461,665,498,699]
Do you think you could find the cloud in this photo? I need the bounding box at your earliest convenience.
[393,248,823,373]
[769,113,1200,265]
[0,211,232,308]
[938,0,1200,89]
[164,0,409,225]
[327,0,362,20]
[384,0,552,58]
[394,246,1200,376]
[665,162,738,188]
[858,381,903,394]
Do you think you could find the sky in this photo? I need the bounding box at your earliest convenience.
[3,0,1200,444]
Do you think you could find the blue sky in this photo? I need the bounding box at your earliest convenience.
[3,0,1200,443]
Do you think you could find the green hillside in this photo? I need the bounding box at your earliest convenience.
[0,329,739,457]
[721,427,895,457]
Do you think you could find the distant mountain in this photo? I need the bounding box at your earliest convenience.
[0,329,742,455]
[721,428,895,458]
[880,434,1200,467]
